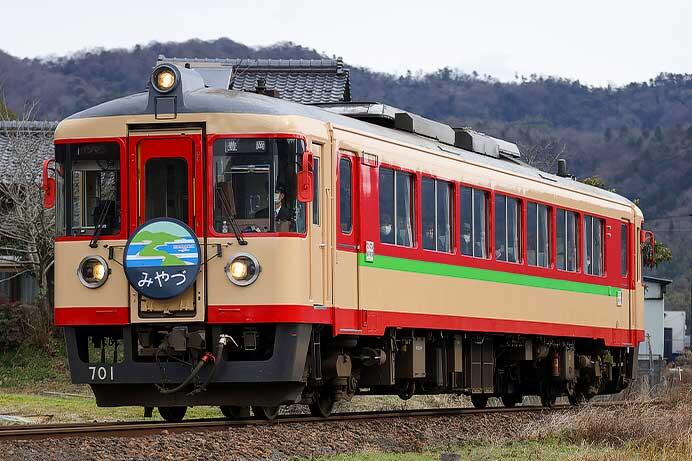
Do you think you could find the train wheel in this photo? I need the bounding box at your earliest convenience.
[220,406,251,419]
[568,392,586,406]
[252,405,281,420]
[501,394,521,408]
[158,406,187,422]
[540,392,556,408]
[309,392,335,418]
[396,380,416,400]
[470,395,488,409]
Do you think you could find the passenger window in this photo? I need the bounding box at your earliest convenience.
[379,167,414,247]
[460,186,488,258]
[422,178,453,252]
[527,202,550,267]
[557,208,578,272]
[620,224,628,277]
[495,194,521,263]
[584,215,604,275]
[339,158,352,233]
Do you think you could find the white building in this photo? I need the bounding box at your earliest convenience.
[664,310,688,360]
[638,276,672,382]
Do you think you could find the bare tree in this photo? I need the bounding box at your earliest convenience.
[0,106,55,327]
[521,138,568,173]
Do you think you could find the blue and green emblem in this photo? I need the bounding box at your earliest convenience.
[124,218,201,299]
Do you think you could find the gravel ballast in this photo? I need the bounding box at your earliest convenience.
[1,411,551,461]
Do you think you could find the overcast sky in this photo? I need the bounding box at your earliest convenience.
[2,0,691,86]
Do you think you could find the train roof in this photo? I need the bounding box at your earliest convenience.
[61,61,636,210]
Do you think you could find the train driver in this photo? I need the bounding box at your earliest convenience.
[255,183,294,229]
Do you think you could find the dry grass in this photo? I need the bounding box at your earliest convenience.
[523,377,692,460]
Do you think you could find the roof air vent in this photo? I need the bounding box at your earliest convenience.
[454,128,520,159]
[394,112,456,145]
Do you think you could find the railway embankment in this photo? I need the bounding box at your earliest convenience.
[1,342,691,460]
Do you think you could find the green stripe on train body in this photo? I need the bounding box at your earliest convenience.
[357,253,619,297]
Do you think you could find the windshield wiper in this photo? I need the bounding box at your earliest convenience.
[89,200,112,248]
[216,185,247,246]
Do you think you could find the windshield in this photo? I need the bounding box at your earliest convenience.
[55,142,121,237]
[213,138,306,234]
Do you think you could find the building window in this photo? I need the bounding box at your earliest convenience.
[557,208,578,272]
[379,168,414,247]
[422,178,452,252]
[339,157,352,233]
[460,186,488,258]
[620,223,628,277]
[584,215,604,275]
[527,202,550,268]
[495,194,521,263]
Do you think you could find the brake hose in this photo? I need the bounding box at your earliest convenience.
[187,335,235,396]
[156,335,235,395]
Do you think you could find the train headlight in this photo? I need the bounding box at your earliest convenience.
[152,65,177,93]
[77,256,109,288]
[225,253,260,286]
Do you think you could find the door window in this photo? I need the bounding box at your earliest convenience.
[339,158,353,233]
[145,158,188,222]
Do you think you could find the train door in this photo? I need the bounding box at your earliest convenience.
[309,143,327,307]
[332,150,361,334]
[619,221,632,333]
[127,130,205,323]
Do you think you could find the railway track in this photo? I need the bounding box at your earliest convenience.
[0,404,572,441]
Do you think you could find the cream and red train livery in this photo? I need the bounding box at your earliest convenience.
[47,60,646,421]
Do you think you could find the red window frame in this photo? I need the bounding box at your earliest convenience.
[420,174,455,254]
[525,199,554,270]
[492,190,525,265]
[54,137,128,242]
[375,162,419,256]
[336,151,359,250]
[459,182,491,260]
[205,133,309,239]
[582,213,607,278]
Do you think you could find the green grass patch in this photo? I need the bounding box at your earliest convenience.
[0,337,72,392]
[0,392,225,423]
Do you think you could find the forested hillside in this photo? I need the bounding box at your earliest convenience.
[1,37,691,313]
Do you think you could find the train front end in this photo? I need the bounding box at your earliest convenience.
[50,63,327,419]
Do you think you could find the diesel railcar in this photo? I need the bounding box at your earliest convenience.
[45,58,648,421]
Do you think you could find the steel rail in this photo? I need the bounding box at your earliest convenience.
[0,404,581,441]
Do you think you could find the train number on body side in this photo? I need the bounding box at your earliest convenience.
[89,366,114,381]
